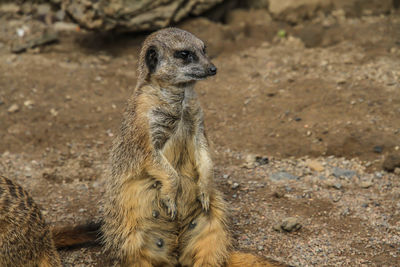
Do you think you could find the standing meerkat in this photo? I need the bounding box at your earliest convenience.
[0,175,61,267]
[101,27,230,267]
[101,27,287,267]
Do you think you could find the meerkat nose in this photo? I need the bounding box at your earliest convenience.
[208,65,217,76]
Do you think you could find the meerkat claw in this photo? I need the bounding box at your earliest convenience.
[199,193,210,212]
[162,197,177,219]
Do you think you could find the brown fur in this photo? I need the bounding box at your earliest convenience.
[0,175,61,267]
[52,221,101,248]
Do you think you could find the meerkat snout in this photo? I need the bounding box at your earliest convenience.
[208,65,217,76]
[138,28,217,86]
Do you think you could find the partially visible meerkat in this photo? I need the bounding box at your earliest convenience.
[101,27,287,267]
[0,175,61,267]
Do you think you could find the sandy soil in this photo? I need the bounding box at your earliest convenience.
[0,7,399,267]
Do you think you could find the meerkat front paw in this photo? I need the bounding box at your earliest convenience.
[198,186,210,212]
[160,190,177,219]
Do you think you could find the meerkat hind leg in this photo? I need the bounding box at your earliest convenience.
[178,197,230,267]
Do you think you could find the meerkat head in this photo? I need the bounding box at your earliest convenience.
[137,28,217,87]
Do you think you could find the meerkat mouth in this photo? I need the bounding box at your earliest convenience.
[187,73,209,80]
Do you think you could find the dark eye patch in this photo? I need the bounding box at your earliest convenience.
[174,50,198,63]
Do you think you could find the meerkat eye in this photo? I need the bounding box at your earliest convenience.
[174,50,198,63]
[175,50,190,59]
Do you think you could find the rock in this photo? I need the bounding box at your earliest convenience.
[51,0,223,32]
[306,160,324,172]
[226,8,272,26]
[24,100,34,108]
[268,0,393,24]
[50,108,58,116]
[7,104,19,113]
[53,22,79,32]
[36,4,51,16]
[268,0,331,24]
[332,182,342,190]
[360,181,373,189]
[382,154,400,172]
[0,3,20,13]
[274,217,301,232]
[273,191,285,198]
[394,168,400,175]
[269,172,298,181]
[231,182,240,189]
[55,9,66,21]
[332,167,356,179]
[373,145,383,154]
[11,30,58,53]
[255,156,269,166]
[242,154,269,168]
[333,0,393,17]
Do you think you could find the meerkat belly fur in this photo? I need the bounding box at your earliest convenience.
[0,175,61,267]
[101,28,231,266]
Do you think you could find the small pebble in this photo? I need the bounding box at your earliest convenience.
[232,182,240,189]
[294,117,302,122]
[269,172,298,181]
[7,104,19,113]
[332,167,356,178]
[24,100,34,108]
[307,160,325,172]
[360,181,373,189]
[333,183,342,190]
[274,217,302,232]
[373,146,383,154]
[50,108,58,116]
[382,154,400,172]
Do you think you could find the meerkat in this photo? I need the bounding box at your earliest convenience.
[101,27,230,267]
[0,175,61,267]
[100,27,288,267]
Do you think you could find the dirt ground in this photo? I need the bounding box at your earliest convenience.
[0,6,399,267]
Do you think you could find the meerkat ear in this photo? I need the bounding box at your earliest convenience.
[145,46,158,74]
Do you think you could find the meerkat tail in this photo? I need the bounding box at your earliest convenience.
[227,252,289,267]
[51,221,102,249]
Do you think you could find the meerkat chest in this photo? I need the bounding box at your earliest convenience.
[149,100,201,173]
[149,96,200,148]
[158,104,198,163]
